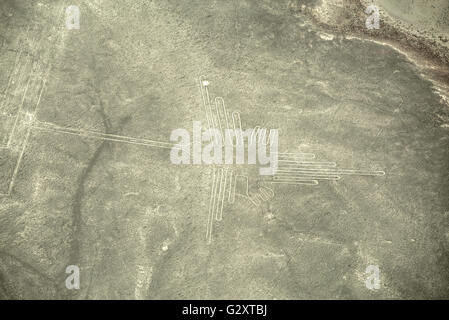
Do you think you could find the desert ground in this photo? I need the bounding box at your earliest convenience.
[0,0,448,299]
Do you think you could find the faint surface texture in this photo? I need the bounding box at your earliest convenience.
[0,0,448,299]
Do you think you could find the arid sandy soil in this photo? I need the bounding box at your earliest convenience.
[0,0,448,299]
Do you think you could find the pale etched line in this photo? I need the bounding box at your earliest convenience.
[215,97,231,142]
[250,126,276,147]
[1,43,25,107]
[235,174,252,203]
[278,160,337,167]
[30,66,49,115]
[199,75,212,131]
[6,27,45,146]
[248,194,262,207]
[32,125,181,151]
[234,174,260,207]
[249,126,260,144]
[258,188,270,201]
[253,185,274,206]
[9,34,37,101]
[227,174,275,207]
[4,51,32,114]
[275,173,341,181]
[32,120,185,150]
[203,81,217,130]
[257,180,275,199]
[35,121,174,146]
[270,179,319,186]
[0,25,31,112]
[277,169,343,175]
[213,168,222,220]
[273,176,323,181]
[2,63,49,195]
[250,186,275,207]
[1,2,68,196]
[259,128,270,147]
[1,65,48,195]
[206,87,217,129]
[206,168,217,244]
[276,170,344,176]
[276,175,340,181]
[216,168,227,221]
[251,126,278,147]
[33,3,69,115]
[2,124,32,195]
[31,1,68,119]
[212,168,223,222]
[232,111,244,145]
[277,167,385,176]
[258,186,274,201]
[26,59,45,105]
[33,1,72,118]
[1,48,23,112]
[6,59,40,147]
[233,174,275,207]
[3,78,48,195]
